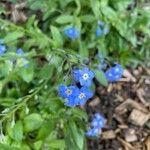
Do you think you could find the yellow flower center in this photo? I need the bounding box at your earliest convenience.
[79,93,85,99]
[65,89,72,95]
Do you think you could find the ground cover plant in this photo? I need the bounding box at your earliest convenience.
[0,0,150,149]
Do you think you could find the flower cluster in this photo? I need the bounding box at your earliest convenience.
[86,113,105,137]
[58,68,94,107]
[0,41,29,68]
[96,21,109,37]
[64,21,109,40]
[105,64,123,82]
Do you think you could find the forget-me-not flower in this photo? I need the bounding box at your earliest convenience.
[96,21,109,37]
[105,64,123,81]
[91,113,105,129]
[86,113,105,137]
[75,86,94,106]
[58,85,78,99]
[0,45,6,56]
[64,27,80,40]
[58,85,79,107]
[73,68,95,87]
[16,48,29,67]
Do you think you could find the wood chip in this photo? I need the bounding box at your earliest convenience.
[123,69,137,82]
[115,99,149,115]
[124,129,138,142]
[89,96,100,107]
[107,83,113,93]
[117,137,134,150]
[129,109,150,126]
[145,135,150,150]
[101,130,116,139]
[137,88,149,106]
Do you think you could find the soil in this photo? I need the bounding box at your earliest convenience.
[86,64,150,150]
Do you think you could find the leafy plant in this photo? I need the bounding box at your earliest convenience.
[0,0,149,149]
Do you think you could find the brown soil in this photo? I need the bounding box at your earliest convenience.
[86,64,150,150]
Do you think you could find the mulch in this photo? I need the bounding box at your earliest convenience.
[86,64,150,150]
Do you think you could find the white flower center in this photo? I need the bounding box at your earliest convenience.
[108,73,112,77]
[79,93,85,99]
[115,67,119,72]
[82,73,89,80]
[65,89,72,96]
[69,29,73,34]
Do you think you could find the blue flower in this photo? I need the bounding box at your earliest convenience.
[58,85,79,107]
[16,48,29,67]
[86,113,105,137]
[105,64,123,82]
[0,45,6,56]
[96,21,109,37]
[86,127,100,137]
[98,21,105,27]
[91,113,105,129]
[64,27,80,40]
[58,85,78,98]
[73,68,95,87]
[17,48,24,56]
[96,27,103,37]
[75,86,94,106]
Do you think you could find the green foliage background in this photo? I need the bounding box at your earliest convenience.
[0,0,149,149]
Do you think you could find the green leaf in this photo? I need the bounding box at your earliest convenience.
[94,70,108,86]
[50,25,63,48]
[71,108,88,121]
[37,120,55,139]
[23,113,43,132]
[33,141,43,150]
[80,15,95,23]
[48,139,65,149]
[55,15,74,24]
[4,31,24,43]
[0,143,20,150]
[12,121,23,142]
[39,64,52,79]
[19,65,34,83]
[67,121,85,150]
[90,0,100,19]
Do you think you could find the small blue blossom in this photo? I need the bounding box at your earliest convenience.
[73,68,95,87]
[0,45,6,56]
[17,48,24,56]
[58,85,78,99]
[91,113,105,129]
[98,21,105,27]
[64,27,80,40]
[96,52,107,70]
[16,48,29,67]
[96,27,103,37]
[105,64,123,82]
[75,86,94,106]
[86,127,100,137]
[86,113,106,137]
[96,21,109,37]
[58,85,94,107]
[58,85,79,107]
